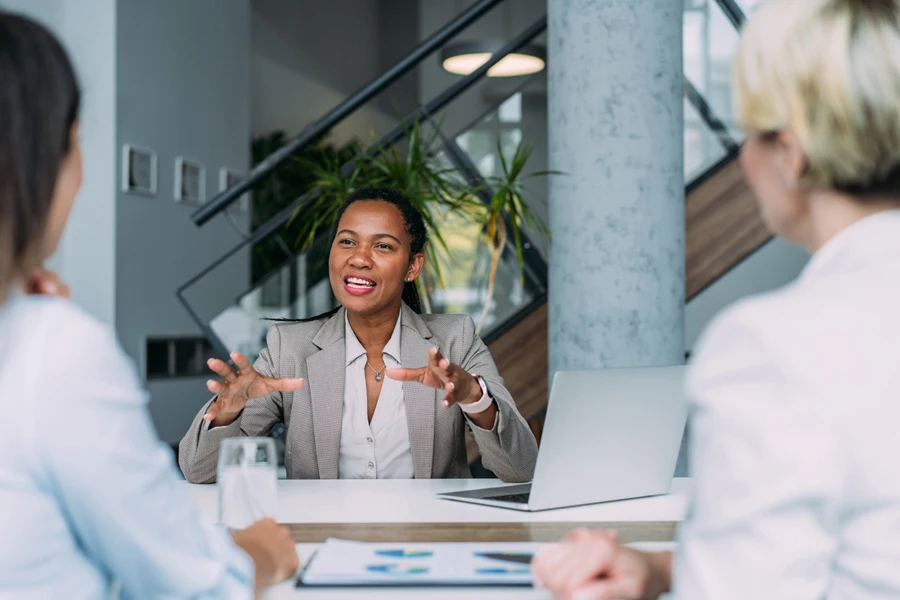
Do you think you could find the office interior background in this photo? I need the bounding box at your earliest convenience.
[5,0,808,457]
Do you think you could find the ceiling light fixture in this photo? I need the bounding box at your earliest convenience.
[440,42,546,77]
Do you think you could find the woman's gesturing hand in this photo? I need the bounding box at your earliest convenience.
[204,351,304,427]
[386,347,498,429]
[385,347,481,407]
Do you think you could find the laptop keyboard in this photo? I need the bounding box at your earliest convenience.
[483,492,531,504]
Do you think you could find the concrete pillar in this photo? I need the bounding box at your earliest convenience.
[547,0,685,375]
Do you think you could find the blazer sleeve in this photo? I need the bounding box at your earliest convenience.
[457,315,538,483]
[178,325,286,483]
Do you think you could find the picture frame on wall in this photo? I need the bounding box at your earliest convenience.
[219,167,250,213]
[174,157,206,205]
[121,144,157,196]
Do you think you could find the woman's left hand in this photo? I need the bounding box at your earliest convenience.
[26,267,71,299]
[386,347,482,407]
[532,529,671,600]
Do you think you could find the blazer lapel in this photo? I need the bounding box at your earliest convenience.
[306,309,346,480]
[400,304,437,479]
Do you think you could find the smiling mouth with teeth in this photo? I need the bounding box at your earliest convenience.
[345,276,376,288]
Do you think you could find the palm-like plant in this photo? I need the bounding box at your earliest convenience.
[475,139,557,333]
[288,120,477,313]
[284,120,556,327]
[250,132,358,285]
[288,145,368,251]
[364,122,480,311]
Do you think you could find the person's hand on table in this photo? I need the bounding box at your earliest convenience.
[532,528,672,600]
[205,352,304,428]
[231,518,299,596]
[386,346,497,429]
[26,266,70,299]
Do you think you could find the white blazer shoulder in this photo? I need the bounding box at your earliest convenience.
[676,211,900,600]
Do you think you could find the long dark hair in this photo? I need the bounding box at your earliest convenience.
[280,186,428,322]
[0,12,81,302]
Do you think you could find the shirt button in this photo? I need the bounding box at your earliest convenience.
[367,461,375,470]
[366,437,374,445]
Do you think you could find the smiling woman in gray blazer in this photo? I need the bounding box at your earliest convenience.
[179,187,538,484]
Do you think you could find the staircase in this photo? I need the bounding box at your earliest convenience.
[177,0,763,472]
[686,153,771,299]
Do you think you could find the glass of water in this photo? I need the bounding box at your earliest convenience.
[217,437,278,530]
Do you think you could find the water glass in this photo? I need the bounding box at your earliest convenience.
[217,437,278,530]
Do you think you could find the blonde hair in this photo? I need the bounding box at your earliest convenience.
[735,0,900,196]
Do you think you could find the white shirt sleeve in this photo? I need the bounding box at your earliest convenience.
[35,308,254,598]
[673,304,842,600]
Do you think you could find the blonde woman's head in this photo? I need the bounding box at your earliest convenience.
[734,0,900,243]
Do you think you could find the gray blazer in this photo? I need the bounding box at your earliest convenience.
[179,304,538,484]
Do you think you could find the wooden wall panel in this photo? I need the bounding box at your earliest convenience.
[685,159,772,298]
[486,302,549,420]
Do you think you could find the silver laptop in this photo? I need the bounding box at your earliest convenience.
[438,365,688,511]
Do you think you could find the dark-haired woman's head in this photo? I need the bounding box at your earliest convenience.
[0,12,81,302]
[328,187,427,316]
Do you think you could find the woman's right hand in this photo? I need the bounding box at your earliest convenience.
[231,518,299,594]
[204,351,305,427]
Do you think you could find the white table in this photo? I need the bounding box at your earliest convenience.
[186,479,689,599]
[186,478,690,525]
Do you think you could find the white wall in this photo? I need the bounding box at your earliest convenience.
[0,0,62,28]
[251,0,418,145]
[377,0,421,114]
[116,0,252,443]
[417,0,546,133]
[1,0,118,327]
[59,0,117,327]
[685,237,809,349]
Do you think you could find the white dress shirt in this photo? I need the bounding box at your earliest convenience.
[0,294,253,599]
[674,210,900,599]
[338,312,415,479]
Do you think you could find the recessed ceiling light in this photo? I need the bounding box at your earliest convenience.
[441,43,546,77]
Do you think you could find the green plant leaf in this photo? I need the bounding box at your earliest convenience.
[251,117,561,321]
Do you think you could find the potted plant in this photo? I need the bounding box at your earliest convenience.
[276,120,555,328]
[249,131,360,286]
